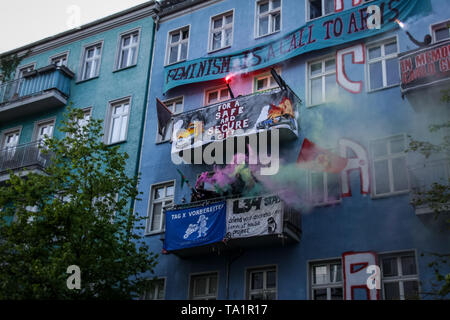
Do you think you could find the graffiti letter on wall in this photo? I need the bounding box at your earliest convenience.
[339,139,370,197]
[336,44,365,94]
[343,252,379,300]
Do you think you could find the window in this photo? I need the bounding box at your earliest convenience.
[51,54,68,67]
[17,64,35,78]
[309,171,341,205]
[106,99,130,145]
[68,108,91,139]
[370,134,409,197]
[367,39,399,91]
[147,181,175,233]
[142,278,165,300]
[380,252,419,300]
[310,260,343,300]
[117,30,140,70]
[190,273,218,300]
[210,11,233,52]
[80,43,102,81]
[157,97,183,143]
[254,69,280,92]
[432,21,450,42]
[308,0,334,20]
[205,86,230,106]
[166,27,189,65]
[1,128,20,160]
[34,120,55,142]
[256,0,281,37]
[247,267,277,300]
[308,57,337,106]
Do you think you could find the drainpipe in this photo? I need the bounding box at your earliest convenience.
[225,249,244,300]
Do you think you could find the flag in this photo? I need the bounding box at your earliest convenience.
[297,138,348,173]
[156,98,173,136]
[176,168,189,189]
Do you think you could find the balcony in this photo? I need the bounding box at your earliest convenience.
[171,88,301,164]
[0,65,74,123]
[0,141,52,182]
[162,194,302,258]
[409,159,450,215]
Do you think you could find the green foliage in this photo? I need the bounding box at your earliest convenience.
[0,107,158,299]
[0,53,26,81]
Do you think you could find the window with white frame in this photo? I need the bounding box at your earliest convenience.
[166,27,189,65]
[142,278,165,300]
[367,39,399,91]
[51,54,68,67]
[17,64,35,78]
[80,43,102,81]
[308,57,337,106]
[310,260,343,300]
[107,99,130,145]
[309,171,341,205]
[157,97,183,143]
[1,128,20,160]
[256,0,281,37]
[432,21,450,43]
[147,182,174,233]
[205,86,230,106]
[308,0,334,21]
[190,273,218,300]
[117,30,140,70]
[254,69,280,92]
[370,134,409,197]
[247,266,277,300]
[210,11,233,52]
[380,252,419,300]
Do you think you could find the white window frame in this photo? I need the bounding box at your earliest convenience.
[309,259,343,300]
[208,10,234,53]
[253,68,281,93]
[306,0,335,22]
[204,86,230,106]
[49,51,69,67]
[146,180,175,234]
[15,62,36,80]
[105,97,131,145]
[142,278,166,300]
[308,170,342,206]
[33,118,56,142]
[67,107,92,139]
[366,36,400,92]
[306,55,336,107]
[380,251,420,300]
[115,28,141,70]
[255,0,282,38]
[370,134,410,198]
[1,126,22,149]
[246,265,277,300]
[156,96,184,144]
[189,272,219,300]
[79,41,103,81]
[165,25,190,66]
[431,20,450,43]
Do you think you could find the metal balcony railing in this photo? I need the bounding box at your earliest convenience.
[0,65,73,107]
[0,141,53,175]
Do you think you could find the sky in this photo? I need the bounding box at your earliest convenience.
[0,0,153,54]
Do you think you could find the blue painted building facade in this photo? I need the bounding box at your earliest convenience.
[137,0,450,300]
[0,2,158,182]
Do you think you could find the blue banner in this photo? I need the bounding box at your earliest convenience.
[164,0,429,92]
[164,202,226,251]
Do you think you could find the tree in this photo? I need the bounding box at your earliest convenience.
[0,52,27,81]
[408,90,450,298]
[0,108,158,299]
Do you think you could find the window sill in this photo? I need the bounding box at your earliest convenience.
[254,30,281,40]
[164,59,187,68]
[208,45,232,54]
[105,139,127,147]
[312,200,342,208]
[155,139,171,145]
[113,64,137,73]
[145,230,165,237]
[367,83,400,93]
[371,189,410,200]
[76,76,99,84]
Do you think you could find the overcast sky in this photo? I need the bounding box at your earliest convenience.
[0,0,153,53]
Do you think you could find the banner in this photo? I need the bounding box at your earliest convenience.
[226,195,283,239]
[171,89,300,155]
[399,39,450,94]
[164,0,428,92]
[164,202,226,251]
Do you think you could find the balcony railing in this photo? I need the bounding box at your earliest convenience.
[0,65,74,123]
[0,141,53,177]
[409,159,450,215]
